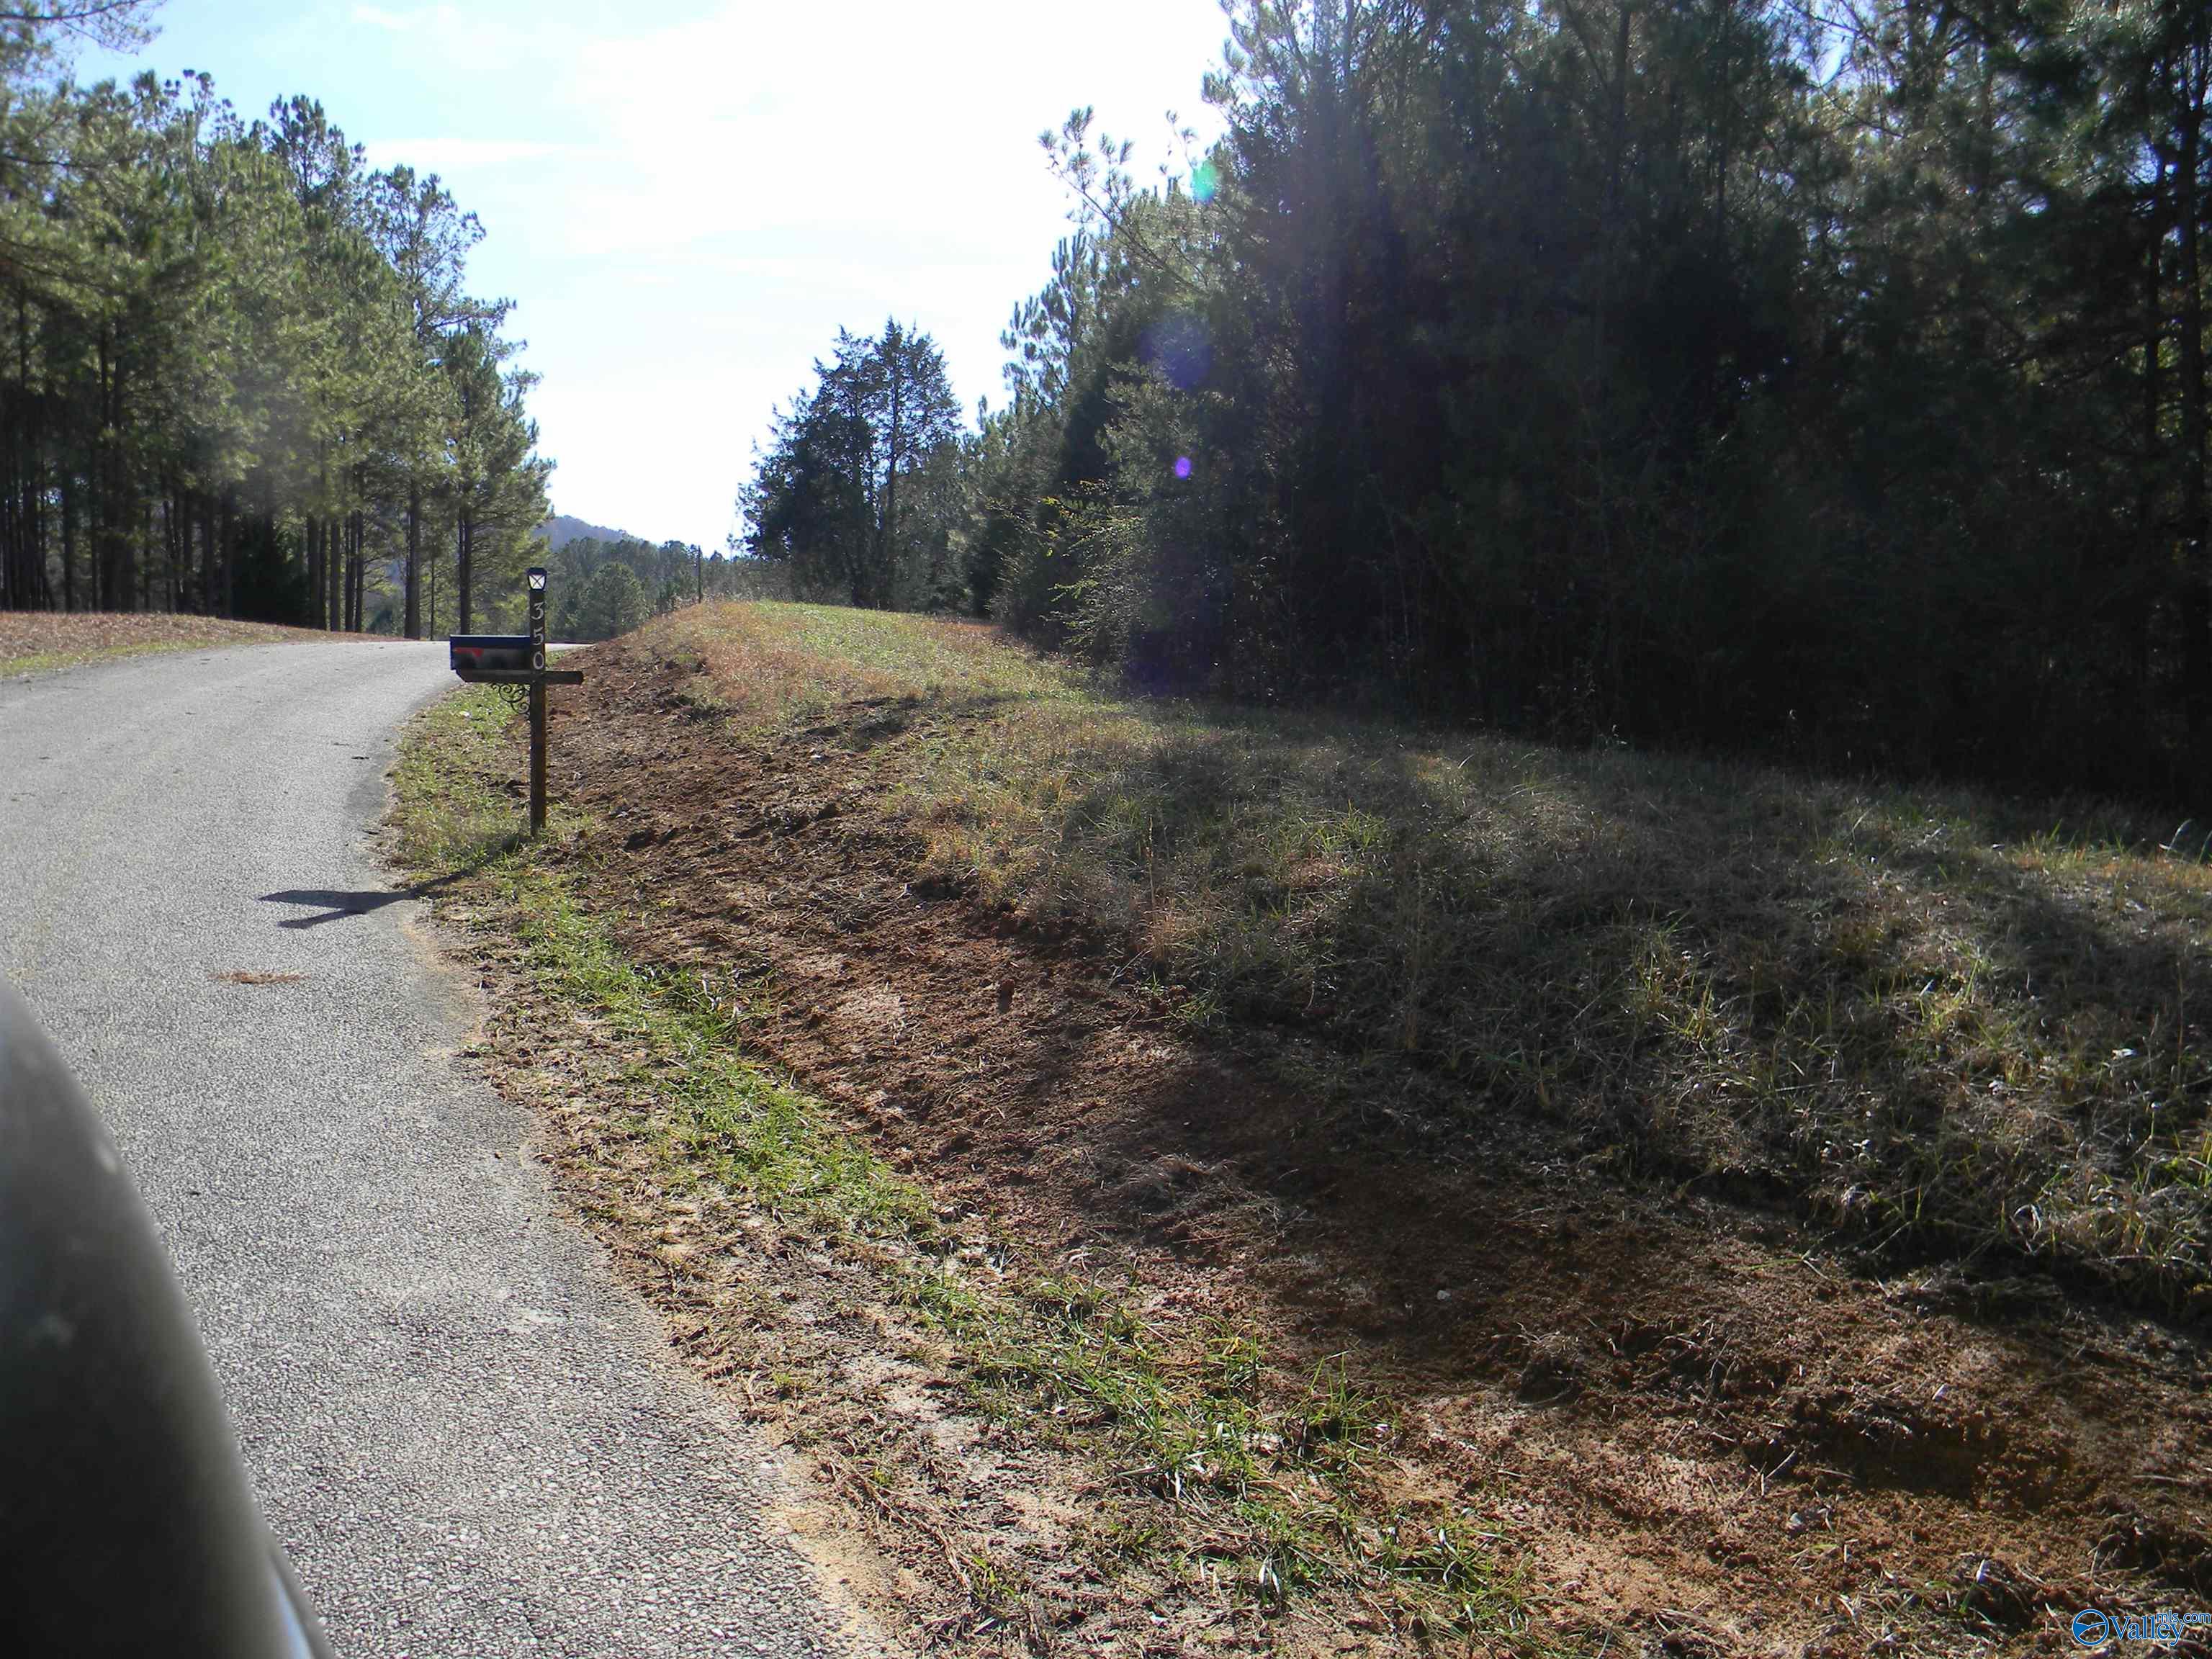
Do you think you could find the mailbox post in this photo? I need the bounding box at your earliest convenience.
[527,567,549,833]
[447,565,583,836]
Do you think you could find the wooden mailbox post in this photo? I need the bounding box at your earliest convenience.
[448,566,583,835]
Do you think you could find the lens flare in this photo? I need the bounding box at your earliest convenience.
[1190,160,1220,204]
[1144,313,1211,390]
[1174,456,1192,480]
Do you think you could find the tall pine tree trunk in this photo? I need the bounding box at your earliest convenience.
[405,483,421,638]
[305,513,320,627]
[457,505,472,633]
[349,510,364,633]
[59,471,73,611]
[220,487,235,619]
[2144,143,2167,728]
[2179,30,2211,761]
[876,354,904,609]
[162,488,177,611]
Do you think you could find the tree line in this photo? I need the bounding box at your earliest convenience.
[0,1,550,637]
[541,533,778,642]
[743,0,2212,800]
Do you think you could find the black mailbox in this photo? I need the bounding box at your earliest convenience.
[446,570,580,835]
[449,634,539,680]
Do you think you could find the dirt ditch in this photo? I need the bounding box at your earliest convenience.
[483,635,2212,1655]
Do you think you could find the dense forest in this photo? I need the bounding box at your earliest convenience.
[745,0,2212,799]
[0,1,551,636]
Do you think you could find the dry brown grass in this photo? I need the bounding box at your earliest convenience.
[0,610,338,676]
[388,685,1551,1655]
[392,611,2212,1655]
[645,601,2212,1318]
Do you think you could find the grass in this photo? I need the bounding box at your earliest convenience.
[390,681,1552,1651]
[0,611,335,677]
[637,601,2212,1318]
[389,692,529,868]
[3,641,186,675]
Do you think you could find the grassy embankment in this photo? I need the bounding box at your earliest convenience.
[0,612,335,676]
[389,685,1544,1652]
[390,598,2212,1650]
[644,601,2212,1317]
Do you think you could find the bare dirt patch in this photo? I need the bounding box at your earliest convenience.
[428,622,2212,1656]
[0,610,340,675]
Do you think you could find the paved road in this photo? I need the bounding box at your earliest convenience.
[1,642,877,1658]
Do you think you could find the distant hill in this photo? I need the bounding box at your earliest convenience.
[540,513,649,551]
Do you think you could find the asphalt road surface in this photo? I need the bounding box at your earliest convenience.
[1,641,882,1658]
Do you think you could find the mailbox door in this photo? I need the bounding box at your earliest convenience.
[449,635,534,674]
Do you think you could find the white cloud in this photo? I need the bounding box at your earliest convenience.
[328,0,1234,543]
[545,1,1222,258]
[351,3,567,64]
[361,138,577,174]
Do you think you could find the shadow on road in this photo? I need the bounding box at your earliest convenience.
[260,875,462,929]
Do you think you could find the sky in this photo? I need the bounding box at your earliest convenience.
[79,0,1232,550]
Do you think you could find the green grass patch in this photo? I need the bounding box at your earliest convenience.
[387,689,529,870]
[389,680,1550,1650]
